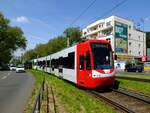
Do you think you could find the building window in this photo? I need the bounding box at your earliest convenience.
[129,50,131,54]
[129,25,131,29]
[106,38,111,43]
[139,51,141,55]
[106,29,112,36]
[129,33,131,38]
[87,29,90,33]
[84,32,87,35]
[138,36,140,40]
[99,23,103,28]
[139,44,141,47]
[106,21,111,26]
[129,42,131,46]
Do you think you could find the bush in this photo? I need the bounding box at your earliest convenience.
[125,60,132,65]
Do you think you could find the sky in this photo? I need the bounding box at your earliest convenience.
[0,0,150,56]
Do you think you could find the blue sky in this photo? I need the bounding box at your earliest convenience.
[0,0,150,56]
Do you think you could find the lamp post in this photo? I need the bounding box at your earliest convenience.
[141,18,145,56]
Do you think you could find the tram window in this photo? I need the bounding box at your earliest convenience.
[86,51,91,70]
[62,52,75,69]
[62,57,68,68]
[58,57,63,66]
[55,59,59,68]
[43,60,46,67]
[80,55,84,70]
[68,52,75,69]
[47,60,50,67]
[51,59,55,68]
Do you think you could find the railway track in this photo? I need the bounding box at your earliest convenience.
[116,76,150,83]
[86,87,150,113]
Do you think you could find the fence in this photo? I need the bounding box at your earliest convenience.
[31,74,47,113]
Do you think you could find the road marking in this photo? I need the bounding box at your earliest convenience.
[8,73,10,76]
[1,76,7,80]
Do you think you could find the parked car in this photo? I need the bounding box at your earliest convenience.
[125,64,144,72]
[1,64,10,70]
[16,66,25,73]
[9,66,16,71]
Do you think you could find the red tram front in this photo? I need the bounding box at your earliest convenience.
[76,39,115,88]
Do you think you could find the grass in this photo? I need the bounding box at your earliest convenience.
[23,70,44,113]
[116,79,150,95]
[25,70,116,113]
[116,74,150,80]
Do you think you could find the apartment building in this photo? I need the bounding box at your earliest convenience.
[82,15,146,69]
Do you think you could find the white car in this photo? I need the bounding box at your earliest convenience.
[16,66,25,73]
[10,66,16,71]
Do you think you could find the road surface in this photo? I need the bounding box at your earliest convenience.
[0,71,35,113]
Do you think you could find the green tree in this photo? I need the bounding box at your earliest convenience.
[135,59,143,65]
[0,13,27,65]
[146,32,150,48]
[125,60,132,65]
[10,58,21,66]
[23,49,37,61]
[23,27,81,61]
[63,27,81,46]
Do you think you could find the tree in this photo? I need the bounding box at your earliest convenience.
[0,13,27,65]
[125,60,132,65]
[63,27,82,46]
[10,58,21,66]
[135,59,143,65]
[146,32,150,48]
[23,49,37,61]
[23,27,81,61]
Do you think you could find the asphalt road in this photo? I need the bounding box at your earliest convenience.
[0,71,35,113]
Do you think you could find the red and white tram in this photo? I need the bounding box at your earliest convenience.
[33,39,115,88]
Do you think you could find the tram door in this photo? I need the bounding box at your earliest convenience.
[78,51,91,85]
[78,55,85,85]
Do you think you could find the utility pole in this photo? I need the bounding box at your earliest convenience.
[141,18,145,56]
[67,31,70,47]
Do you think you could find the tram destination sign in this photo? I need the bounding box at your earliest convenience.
[115,21,128,53]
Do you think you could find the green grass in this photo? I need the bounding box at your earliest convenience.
[24,70,43,113]
[116,79,150,95]
[26,70,116,113]
[116,74,150,80]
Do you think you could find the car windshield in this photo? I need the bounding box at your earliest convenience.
[90,42,113,69]
[17,66,24,68]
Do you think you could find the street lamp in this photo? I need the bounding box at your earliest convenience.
[141,18,145,56]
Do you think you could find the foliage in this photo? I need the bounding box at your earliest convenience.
[125,60,132,65]
[63,27,82,46]
[23,49,37,61]
[146,32,150,48]
[0,12,26,65]
[135,59,143,65]
[23,27,81,61]
[10,58,21,66]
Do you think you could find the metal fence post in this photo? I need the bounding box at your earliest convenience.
[38,93,41,113]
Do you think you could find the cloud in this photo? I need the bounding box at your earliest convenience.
[12,16,29,23]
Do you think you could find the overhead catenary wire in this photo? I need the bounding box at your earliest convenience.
[94,0,128,21]
[69,0,97,27]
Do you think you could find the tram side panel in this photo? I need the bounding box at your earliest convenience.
[48,46,77,84]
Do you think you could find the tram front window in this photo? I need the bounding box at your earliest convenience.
[90,43,113,69]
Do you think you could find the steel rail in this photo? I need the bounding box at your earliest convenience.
[119,87,150,98]
[91,91,134,113]
[111,88,150,104]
